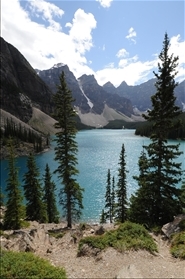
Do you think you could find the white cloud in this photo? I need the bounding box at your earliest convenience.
[95,58,157,87]
[65,22,72,28]
[1,0,96,78]
[126,27,137,44]
[116,48,129,58]
[169,35,185,81]
[118,55,138,68]
[95,34,185,87]
[96,0,113,8]
[28,0,64,31]
[67,9,97,54]
[1,0,184,88]
[104,62,114,68]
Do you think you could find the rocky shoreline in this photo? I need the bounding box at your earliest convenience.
[0,142,50,160]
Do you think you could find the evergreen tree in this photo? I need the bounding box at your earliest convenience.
[53,71,84,228]
[100,209,106,224]
[104,169,112,223]
[43,163,59,223]
[3,140,25,229]
[129,33,183,227]
[111,176,116,221]
[115,144,128,223]
[129,150,153,225]
[180,180,185,213]
[23,153,47,223]
[0,187,4,207]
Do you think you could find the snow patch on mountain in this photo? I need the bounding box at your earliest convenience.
[77,79,94,109]
[52,63,66,69]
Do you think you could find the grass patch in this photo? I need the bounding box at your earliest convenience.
[0,230,9,239]
[78,221,158,255]
[1,250,67,279]
[48,231,65,239]
[170,231,185,259]
[21,220,30,228]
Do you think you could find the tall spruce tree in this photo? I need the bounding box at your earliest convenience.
[43,163,59,223]
[3,140,25,229]
[129,33,183,227]
[180,180,185,213]
[129,149,152,225]
[0,187,4,207]
[53,71,83,228]
[104,169,112,223]
[23,153,47,223]
[111,176,116,221]
[100,209,106,224]
[115,144,128,223]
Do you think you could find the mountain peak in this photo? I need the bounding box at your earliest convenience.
[51,62,66,69]
[78,74,97,85]
[119,80,128,87]
[103,81,116,94]
[103,81,116,88]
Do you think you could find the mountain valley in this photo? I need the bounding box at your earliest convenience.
[1,36,184,134]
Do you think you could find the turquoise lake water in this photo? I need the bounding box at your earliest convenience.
[1,129,185,223]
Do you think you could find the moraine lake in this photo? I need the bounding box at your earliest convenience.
[1,129,185,223]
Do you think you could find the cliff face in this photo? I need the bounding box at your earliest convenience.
[78,74,133,116]
[0,37,53,123]
[38,67,134,117]
[37,64,90,113]
[115,78,185,111]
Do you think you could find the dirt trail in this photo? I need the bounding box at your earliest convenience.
[37,231,184,278]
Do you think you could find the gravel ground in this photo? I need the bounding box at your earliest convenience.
[34,224,185,279]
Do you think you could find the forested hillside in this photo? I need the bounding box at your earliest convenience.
[135,112,185,139]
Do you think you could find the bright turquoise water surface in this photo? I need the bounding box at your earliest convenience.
[1,129,185,223]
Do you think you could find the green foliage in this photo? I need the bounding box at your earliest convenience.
[3,140,25,230]
[0,187,4,207]
[2,118,44,152]
[20,220,30,228]
[135,112,185,139]
[129,33,183,227]
[100,209,106,224]
[0,230,8,238]
[78,221,158,254]
[179,220,185,230]
[48,231,65,239]
[170,231,185,259]
[43,163,59,223]
[180,180,185,213]
[23,153,48,223]
[1,250,67,279]
[79,222,89,230]
[104,120,145,130]
[115,144,128,223]
[104,169,112,223]
[101,171,116,224]
[53,71,84,228]
[111,176,116,219]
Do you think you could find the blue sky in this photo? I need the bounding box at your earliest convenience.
[2,0,185,86]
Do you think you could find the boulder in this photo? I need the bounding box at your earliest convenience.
[77,244,101,257]
[2,227,52,253]
[162,214,185,238]
[94,225,105,235]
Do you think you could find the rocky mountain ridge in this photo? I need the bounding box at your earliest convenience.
[37,65,134,117]
[38,64,185,112]
[0,37,53,124]
[1,36,184,132]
